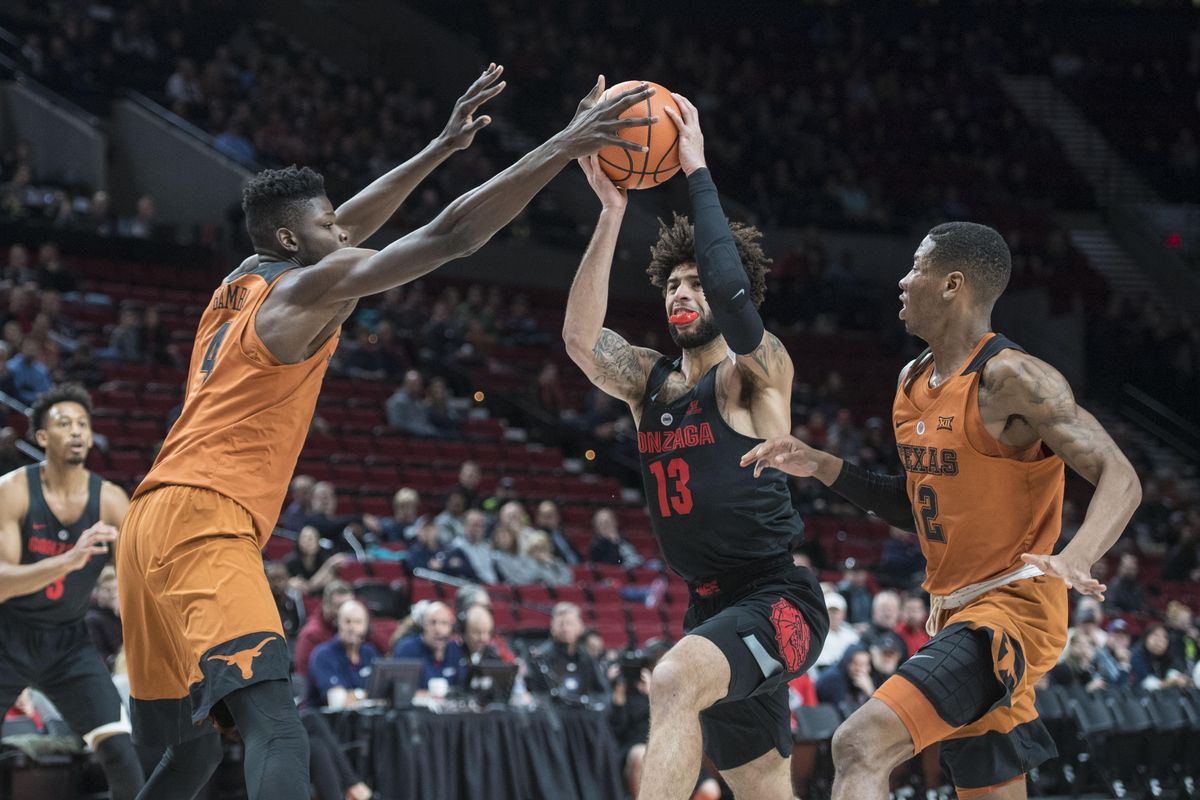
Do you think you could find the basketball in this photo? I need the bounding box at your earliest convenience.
[597,80,681,189]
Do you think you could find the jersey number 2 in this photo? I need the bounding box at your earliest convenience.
[917,485,945,542]
[649,458,693,517]
[199,323,232,382]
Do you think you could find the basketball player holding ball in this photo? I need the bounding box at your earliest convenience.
[564,91,828,800]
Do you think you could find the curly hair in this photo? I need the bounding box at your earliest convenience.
[30,384,92,431]
[241,165,327,248]
[646,212,771,307]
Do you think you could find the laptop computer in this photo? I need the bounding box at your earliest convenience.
[366,658,424,708]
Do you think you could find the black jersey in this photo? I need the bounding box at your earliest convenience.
[636,358,802,582]
[1,465,105,625]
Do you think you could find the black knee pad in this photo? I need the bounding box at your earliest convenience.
[896,623,1008,728]
[95,734,145,800]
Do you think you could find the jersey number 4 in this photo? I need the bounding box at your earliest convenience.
[648,458,693,517]
[917,485,945,542]
[199,322,232,382]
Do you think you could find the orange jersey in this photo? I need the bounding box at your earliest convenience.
[135,261,339,543]
[892,333,1064,595]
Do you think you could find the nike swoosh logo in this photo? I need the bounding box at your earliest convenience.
[731,289,745,301]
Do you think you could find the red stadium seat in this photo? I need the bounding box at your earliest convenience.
[336,561,369,582]
[369,619,398,653]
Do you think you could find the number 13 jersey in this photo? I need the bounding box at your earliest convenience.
[637,357,801,583]
[134,260,340,545]
[894,333,1064,596]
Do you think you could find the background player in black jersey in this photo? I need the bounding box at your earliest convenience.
[563,95,828,800]
[0,384,144,799]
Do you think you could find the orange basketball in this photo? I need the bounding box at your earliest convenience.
[597,80,681,190]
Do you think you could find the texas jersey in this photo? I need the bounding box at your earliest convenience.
[893,333,1064,595]
[134,260,339,544]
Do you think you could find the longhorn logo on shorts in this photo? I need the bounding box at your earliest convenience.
[769,598,811,673]
[207,636,277,680]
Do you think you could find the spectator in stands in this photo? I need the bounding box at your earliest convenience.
[425,376,463,437]
[816,646,876,710]
[392,601,464,690]
[1131,623,1192,690]
[385,369,440,437]
[0,427,25,475]
[814,592,860,674]
[534,361,565,416]
[364,487,425,542]
[1163,522,1199,581]
[1049,633,1106,691]
[490,524,535,584]
[495,527,571,587]
[450,509,496,583]
[452,460,483,509]
[436,489,471,547]
[1166,600,1199,667]
[481,475,519,516]
[610,641,671,798]
[407,520,479,581]
[526,603,609,705]
[1106,553,1149,614]
[588,507,644,568]
[304,481,362,539]
[308,600,378,708]
[35,243,76,294]
[139,306,172,365]
[85,566,122,672]
[165,58,204,110]
[2,243,33,284]
[267,561,303,641]
[294,581,353,678]
[7,339,51,405]
[284,525,347,595]
[1096,618,1134,687]
[120,195,160,240]
[82,190,117,237]
[861,590,908,660]
[580,628,607,663]
[104,306,144,362]
[837,560,874,626]
[534,499,581,565]
[894,594,930,657]
[59,342,105,388]
[1070,602,1107,651]
[281,474,316,531]
[876,528,925,590]
[494,501,537,551]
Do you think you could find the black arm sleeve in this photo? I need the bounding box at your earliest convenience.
[687,168,764,354]
[829,461,917,532]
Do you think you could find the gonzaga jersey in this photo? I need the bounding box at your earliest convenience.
[893,333,1064,595]
[135,260,339,543]
[637,358,801,582]
[2,465,105,624]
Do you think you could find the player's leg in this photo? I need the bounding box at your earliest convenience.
[36,633,145,800]
[718,747,794,800]
[221,678,310,799]
[637,634,731,800]
[832,623,1008,800]
[137,731,224,800]
[829,698,916,800]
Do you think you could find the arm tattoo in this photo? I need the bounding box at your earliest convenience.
[592,329,647,394]
[745,333,788,379]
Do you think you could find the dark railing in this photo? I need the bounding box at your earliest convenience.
[0,390,44,462]
[1120,384,1200,462]
[121,89,262,173]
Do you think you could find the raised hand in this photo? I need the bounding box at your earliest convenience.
[577,154,627,211]
[1021,552,1107,599]
[438,63,506,152]
[661,93,706,175]
[66,522,118,571]
[555,76,656,160]
[740,435,823,479]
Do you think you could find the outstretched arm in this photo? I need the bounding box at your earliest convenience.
[982,352,1141,597]
[335,65,507,246]
[279,78,656,308]
[562,155,660,404]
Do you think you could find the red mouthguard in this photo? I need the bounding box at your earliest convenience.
[668,310,699,325]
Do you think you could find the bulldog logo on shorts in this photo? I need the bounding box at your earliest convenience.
[769,598,810,673]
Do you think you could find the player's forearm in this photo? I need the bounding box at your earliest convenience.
[563,208,623,356]
[0,555,73,602]
[1058,459,1142,566]
[686,168,763,354]
[336,138,456,246]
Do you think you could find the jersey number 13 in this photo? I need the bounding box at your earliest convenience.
[649,458,693,517]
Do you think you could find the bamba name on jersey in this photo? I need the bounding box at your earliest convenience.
[638,423,716,455]
[897,444,959,476]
